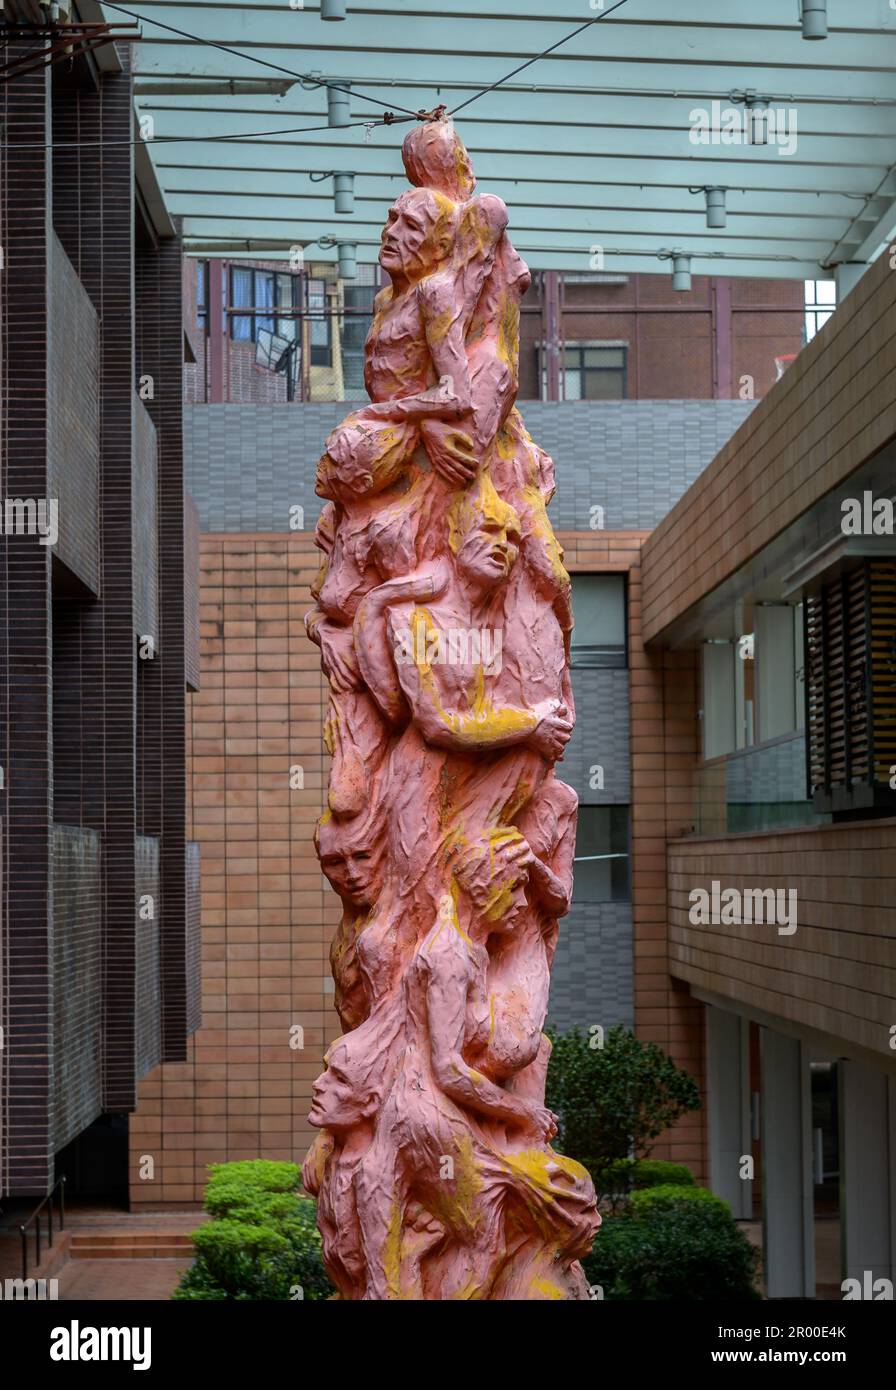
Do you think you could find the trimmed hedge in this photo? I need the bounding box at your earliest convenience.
[630,1183,730,1219]
[630,1160,695,1190]
[586,1156,696,1199]
[172,1160,333,1301]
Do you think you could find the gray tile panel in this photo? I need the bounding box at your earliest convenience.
[563,669,630,805]
[185,399,755,536]
[548,901,634,1033]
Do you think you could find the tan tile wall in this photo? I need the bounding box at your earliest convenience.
[641,251,896,644]
[668,819,896,1066]
[130,534,337,1206]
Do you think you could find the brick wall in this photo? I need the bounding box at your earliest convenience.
[568,532,707,1179]
[669,819,896,1065]
[48,232,100,593]
[518,272,804,402]
[131,534,333,1205]
[641,250,896,643]
[184,399,755,536]
[0,50,55,1196]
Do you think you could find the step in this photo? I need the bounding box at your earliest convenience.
[69,1234,194,1260]
[69,1239,195,1251]
[69,1245,192,1260]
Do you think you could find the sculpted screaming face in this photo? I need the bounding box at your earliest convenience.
[379,188,458,284]
[448,472,522,588]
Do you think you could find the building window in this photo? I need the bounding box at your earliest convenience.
[307,277,332,367]
[196,261,207,333]
[341,265,378,398]
[230,267,253,341]
[701,604,805,760]
[563,342,627,400]
[230,267,298,343]
[276,273,296,342]
[806,560,896,813]
[570,574,627,668]
[805,280,836,342]
[573,805,630,903]
[255,270,275,339]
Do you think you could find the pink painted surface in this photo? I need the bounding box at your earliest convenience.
[303,117,598,1300]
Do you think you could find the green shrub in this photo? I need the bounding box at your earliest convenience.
[173,1160,333,1301]
[587,1156,636,1199]
[631,1159,695,1190]
[630,1183,729,1219]
[583,1156,697,1201]
[584,1202,760,1301]
[545,1026,701,1171]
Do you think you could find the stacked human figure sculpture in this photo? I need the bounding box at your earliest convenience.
[302,115,599,1300]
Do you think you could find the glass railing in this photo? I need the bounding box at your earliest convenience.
[695,732,829,836]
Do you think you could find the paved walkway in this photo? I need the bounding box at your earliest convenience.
[56,1258,192,1301]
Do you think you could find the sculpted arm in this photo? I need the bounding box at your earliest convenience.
[392,641,572,758]
[424,920,529,1127]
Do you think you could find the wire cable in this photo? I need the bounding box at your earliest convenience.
[451,0,634,117]
[98,1,422,119]
[1,120,380,150]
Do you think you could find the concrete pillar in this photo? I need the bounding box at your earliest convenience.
[760,1029,815,1297]
[839,1063,896,1289]
[707,1007,752,1218]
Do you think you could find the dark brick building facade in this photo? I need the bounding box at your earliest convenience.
[0,15,199,1199]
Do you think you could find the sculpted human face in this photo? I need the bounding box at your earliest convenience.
[308,1044,368,1130]
[457,513,521,588]
[319,843,377,908]
[380,191,454,283]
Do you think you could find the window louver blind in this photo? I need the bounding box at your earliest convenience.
[806,560,896,804]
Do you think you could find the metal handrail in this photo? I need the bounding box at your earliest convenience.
[19,1175,66,1281]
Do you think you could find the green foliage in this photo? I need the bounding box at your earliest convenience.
[545,1027,701,1189]
[631,1159,695,1190]
[172,1160,333,1301]
[577,1156,697,1200]
[630,1183,730,1219]
[584,1202,760,1301]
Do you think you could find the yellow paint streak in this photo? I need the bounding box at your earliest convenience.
[383,1193,405,1299]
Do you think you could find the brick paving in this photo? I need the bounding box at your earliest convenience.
[56,1258,192,1301]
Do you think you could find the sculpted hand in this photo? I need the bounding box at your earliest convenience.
[319,624,362,694]
[422,420,478,487]
[529,700,574,760]
[519,1103,559,1144]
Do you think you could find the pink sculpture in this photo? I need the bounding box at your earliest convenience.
[303,115,599,1299]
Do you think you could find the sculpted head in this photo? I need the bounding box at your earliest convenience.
[448,472,521,588]
[316,415,419,501]
[402,118,476,202]
[379,188,458,285]
[315,808,385,909]
[308,1036,374,1131]
[450,828,531,935]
